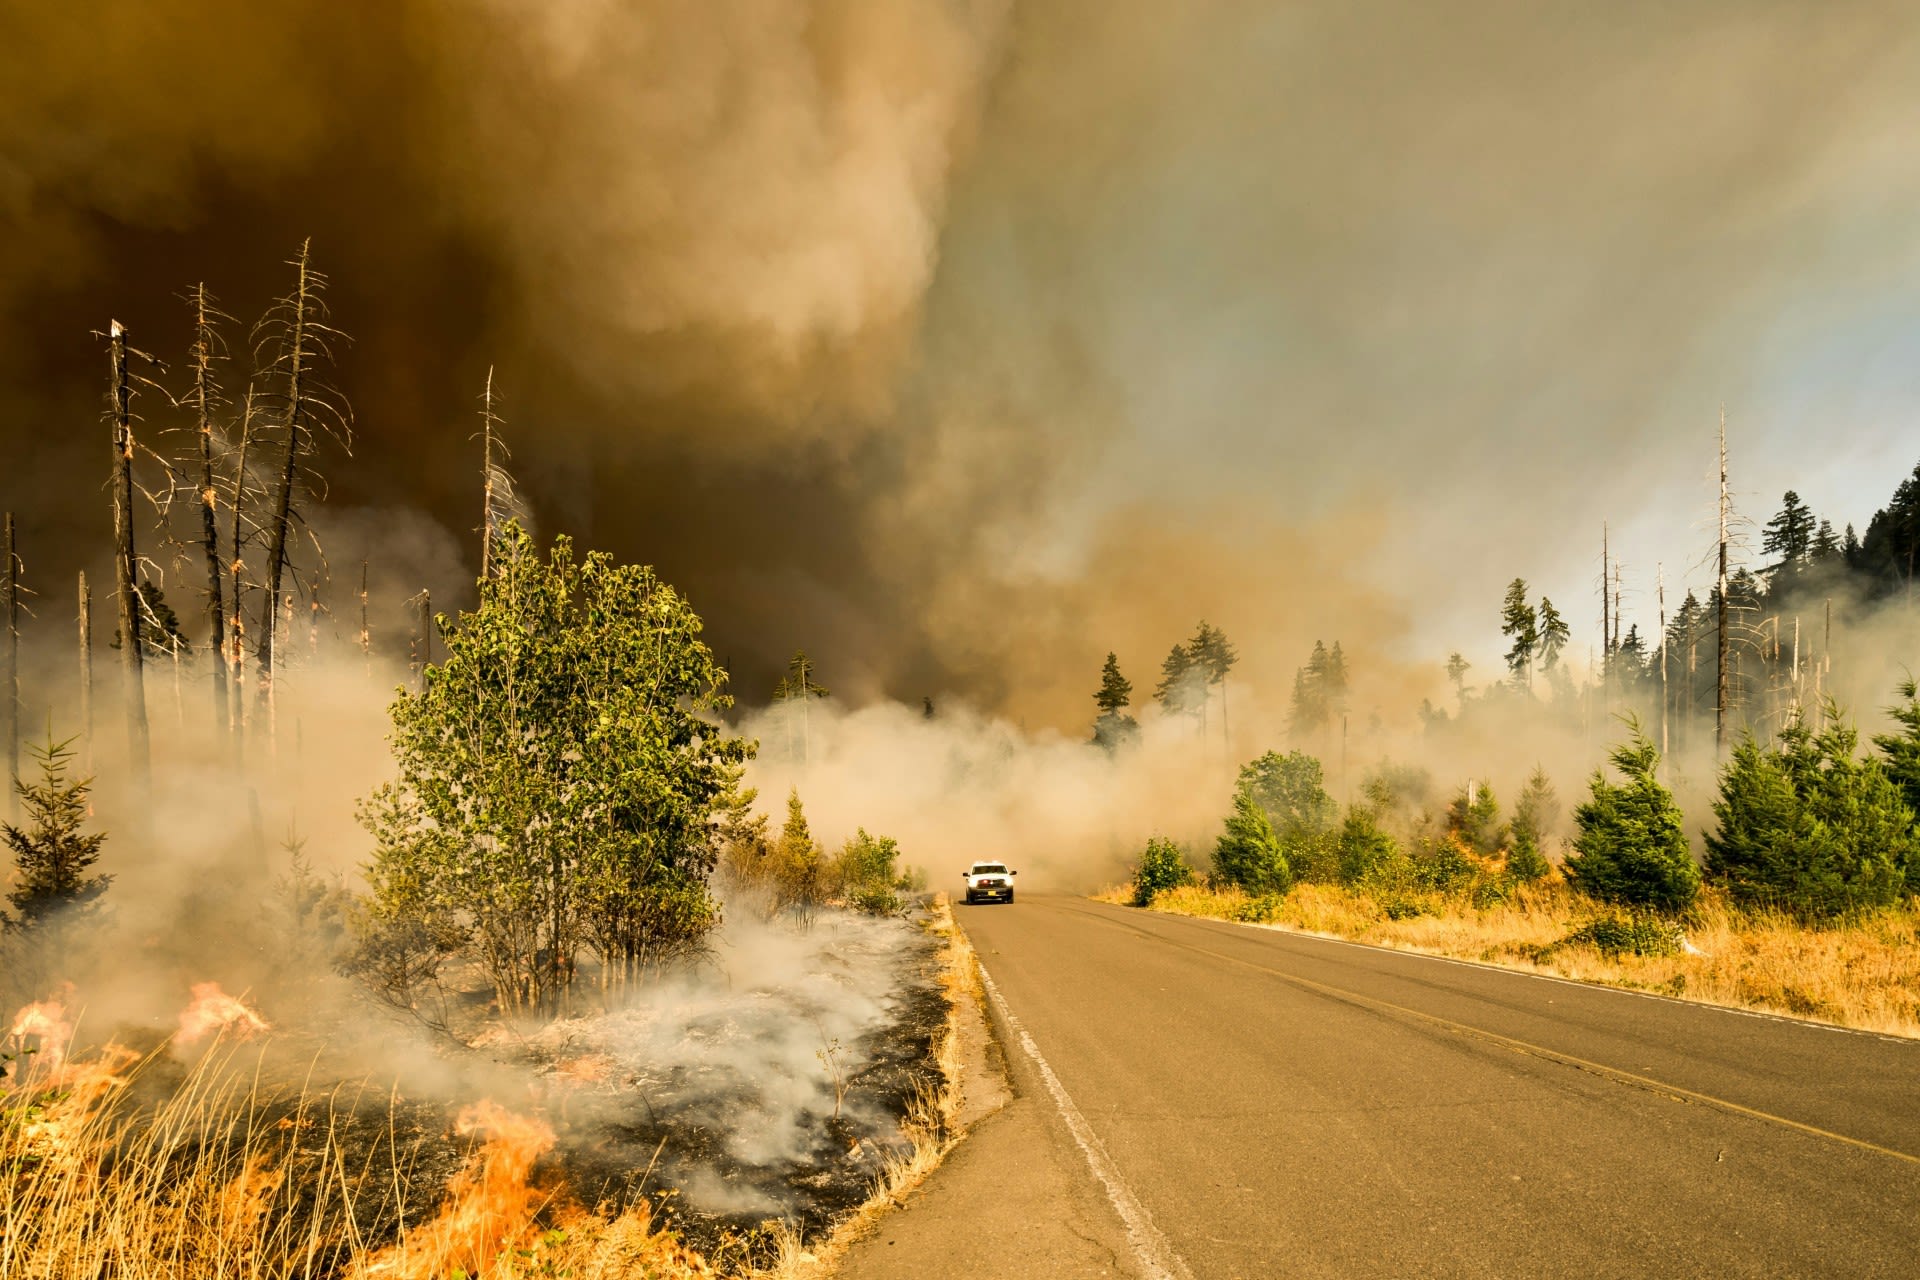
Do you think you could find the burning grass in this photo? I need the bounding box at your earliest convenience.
[1113,881,1920,1038]
[0,902,973,1279]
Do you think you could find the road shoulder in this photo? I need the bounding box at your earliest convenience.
[836,910,1146,1280]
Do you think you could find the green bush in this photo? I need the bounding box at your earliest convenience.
[1507,765,1559,882]
[1562,913,1683,958]
[835,828,907,915]
[1565,720,1699,913]
[1468,872,1517,910]
[1411,836,1477,895]
[1230,892,1287,923]
[1446,782,1503,856]
[1376,889,1432,921]
[1132,836,1194,906]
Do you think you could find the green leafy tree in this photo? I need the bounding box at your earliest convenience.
[1214,786,1292,894]
[1565,720,1698,912]
[1092,652,1141,752]
[1237,750,1337,839]
[358,525,748,1017]
[1507,766,1558,881]
[1132,836,1193,906]
[1500,578,1538,691]
[1706,712,1913,919]
[3,735,110,931]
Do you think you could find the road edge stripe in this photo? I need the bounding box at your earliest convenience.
[978,963,1196,1280]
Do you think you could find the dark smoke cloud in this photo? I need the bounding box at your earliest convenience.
[5,1,1920,731]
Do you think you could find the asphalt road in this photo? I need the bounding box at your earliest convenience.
[893,894,1920,1279]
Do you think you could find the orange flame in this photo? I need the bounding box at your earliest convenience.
[353,1101,556,1279]
[176,982,271,1044]
[5,998,75,1081]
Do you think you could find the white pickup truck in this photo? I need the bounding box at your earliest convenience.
[962,861,1017,905]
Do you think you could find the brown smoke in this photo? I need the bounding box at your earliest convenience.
[4,1,1920,730]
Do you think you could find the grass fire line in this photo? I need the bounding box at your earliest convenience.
[0,896,977,1280]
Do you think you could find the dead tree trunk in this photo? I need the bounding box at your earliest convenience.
[4,512,18,816]
[481,368,499,579]
[412,590,432,692]
[228,389,255,751]
[1716,406,1730,757]
[188,283,229,737]
[1600,521,1610,721]
[358,559,370,677]
[256,244,312,708]
[78,572,93,774]
[1657,563,1668,762]
[109,320,152,786]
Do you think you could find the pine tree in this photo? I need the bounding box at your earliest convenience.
[1091,652,1140,752]
[1812,519,1841,561]
[1709,711,1914,918]
[1500,579,1538,691]
[1325,641,1350,717]
[1761,490,1817,568]
[1507,765,1558,881]
[1873,678,1920,828]
[1154,643,1203,718]
[1446,782,1501,855]
[1445,651,1471,709]
[1565,720,1699,912]
[3,735,111,931]
[1536,597,1569,673]
[1094,652,1133,712]
[1213,785,1291,894]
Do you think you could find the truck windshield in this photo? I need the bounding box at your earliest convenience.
[974,865,1008,875]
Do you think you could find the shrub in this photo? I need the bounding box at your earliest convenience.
[1562,913,1683,958]
[1565,720,1699,913]
[1411,835,1477,895]
[1132,837,1194,906]
[1213,787,1293,894]
[1229,893,1287,923]
[1237,750,1338,837]
[1706,714,1913,920]
[835,828,906,915]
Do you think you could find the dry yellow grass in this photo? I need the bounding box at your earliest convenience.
[1111,881,1920,1038]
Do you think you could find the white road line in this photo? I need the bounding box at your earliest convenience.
[978,964,1195,1280]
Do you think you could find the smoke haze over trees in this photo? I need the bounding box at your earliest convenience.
[9,2,1920,730]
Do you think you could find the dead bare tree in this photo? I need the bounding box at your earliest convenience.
[226,387,260,750]
[77,572,93,775]
[1716,406,1730,756]
[4,513,18,816]
[358,559,370,678]
[106,319,163,787]
[409,590,432,691]
[251,240,350,720]
[476,367,526,580]
[184,283,235,736]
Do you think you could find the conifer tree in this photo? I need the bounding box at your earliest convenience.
[1154,643,1204,718]
[1500,579,1538,691]
[1873,679,1920,831]
[1446,782,1502,856]
[1537,598,1569,673]
[1708,711,1913,918]
[1762,490,1817,568]
[2,735,110,931]
[1213,785,1291,894]
[1444,651,1471,709]
[1507,765,1558,881]
[1091,652,1140,752]
[1565,720,1698,912]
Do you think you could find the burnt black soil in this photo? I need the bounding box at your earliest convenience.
[552,927,946,1263]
